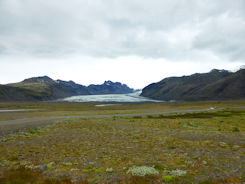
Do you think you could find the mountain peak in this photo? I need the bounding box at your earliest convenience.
[210,69,229,73]
[103,80,113,85]
[88,81,133,95]
[23,76,54,84]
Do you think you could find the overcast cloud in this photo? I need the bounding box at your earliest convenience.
[0,0,245,88]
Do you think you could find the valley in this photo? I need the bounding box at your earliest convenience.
[0,101,244,183]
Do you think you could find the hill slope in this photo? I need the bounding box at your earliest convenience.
[141,69,245,101]
[0,85,41,101]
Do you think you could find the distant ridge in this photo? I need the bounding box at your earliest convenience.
[141,69,245,101]
[0,77,134,101]
[88,80,134,95]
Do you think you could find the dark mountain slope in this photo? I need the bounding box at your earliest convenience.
[198,69,245,100]
[141,69,245,101]
[0,85,40,101]
[50,79,90,99]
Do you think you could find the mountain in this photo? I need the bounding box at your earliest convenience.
[0,76,89,101]
[87,80,134,95]
[0,77,134,101]
[141,69,245,101]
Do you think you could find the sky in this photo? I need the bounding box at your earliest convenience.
[0,0,245,89]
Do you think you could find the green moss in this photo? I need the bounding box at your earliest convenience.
[167,146,176,149]
[82,169,93,173]
[94,169,104,174]
[28,129,41,134]
[162,175,176,182]
[88,177,101,183]
[47,162,55,170]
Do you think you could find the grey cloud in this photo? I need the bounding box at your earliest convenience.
[0,0,245,61]
[193,12,245,61]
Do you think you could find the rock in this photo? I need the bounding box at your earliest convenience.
[39,164,48,171]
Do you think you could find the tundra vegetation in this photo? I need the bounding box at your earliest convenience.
[0,101,244,183]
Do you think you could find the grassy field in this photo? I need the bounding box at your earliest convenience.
[1,100,245,121]
[0,101,244,183]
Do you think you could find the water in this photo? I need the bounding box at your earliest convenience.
[61,92,161,103]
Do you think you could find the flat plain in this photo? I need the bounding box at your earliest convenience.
[0,101,244,184]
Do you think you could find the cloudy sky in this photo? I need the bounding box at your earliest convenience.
[0,0,244,88]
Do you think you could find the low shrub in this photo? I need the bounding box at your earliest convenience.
[169,169,187,176]
[126,166,159,177]
[105,168,113,173]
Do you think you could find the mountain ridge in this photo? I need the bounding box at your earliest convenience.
[88,80,134,95]
[0,77,134,101]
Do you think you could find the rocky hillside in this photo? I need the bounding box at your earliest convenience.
[141,69,245,101]
[0,77,134,101]
[88,81,134,95]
